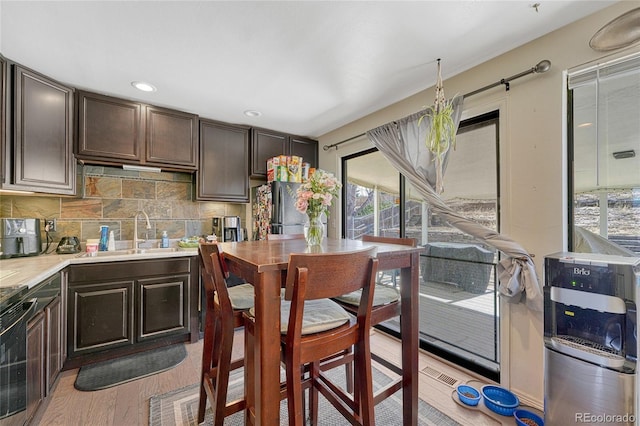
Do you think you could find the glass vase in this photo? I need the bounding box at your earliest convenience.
[304,214,324,246]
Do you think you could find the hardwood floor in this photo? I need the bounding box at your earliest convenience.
[36,330,512,425]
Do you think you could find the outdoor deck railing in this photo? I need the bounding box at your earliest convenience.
[378,253,500,374]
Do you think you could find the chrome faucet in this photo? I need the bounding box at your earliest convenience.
[133,209,151,249]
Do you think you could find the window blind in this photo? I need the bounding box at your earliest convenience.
[568,52,640,89]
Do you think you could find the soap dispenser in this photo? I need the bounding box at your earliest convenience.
[161,231,169,248]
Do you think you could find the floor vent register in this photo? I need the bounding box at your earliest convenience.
[420,365,459,388]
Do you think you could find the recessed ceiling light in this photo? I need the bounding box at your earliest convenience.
[244,110,262,118]
[131,81,157,92]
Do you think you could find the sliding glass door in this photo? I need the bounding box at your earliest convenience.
[343,148,400,240]
[341,111,501,379]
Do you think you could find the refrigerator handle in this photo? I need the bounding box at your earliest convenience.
[272,183,283,225]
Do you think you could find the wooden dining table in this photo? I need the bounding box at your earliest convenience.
[218,238,422,425]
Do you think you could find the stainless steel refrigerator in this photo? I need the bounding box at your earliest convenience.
[252,181,326,238]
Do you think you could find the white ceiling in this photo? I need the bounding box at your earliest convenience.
[0,1,616,139]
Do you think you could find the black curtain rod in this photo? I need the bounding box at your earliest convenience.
[322,133,366,151]
[323,59,551,151]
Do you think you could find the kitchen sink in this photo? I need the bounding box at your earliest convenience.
[135,247,179,254]
[80,247,179,257]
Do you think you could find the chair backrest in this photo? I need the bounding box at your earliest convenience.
[198,243,233,313]
[266,233,305,241]
[285,246,378,306]
[200,242,231,277]
[362,234,417,248]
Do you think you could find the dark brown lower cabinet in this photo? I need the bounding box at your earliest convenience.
[22,270,64,424]
[138,276,189,341]
[68,280,135,356]
[26,311,45,424]
[45,296,62,394]
[66,257,197,363]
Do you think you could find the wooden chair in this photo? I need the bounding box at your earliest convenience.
[266,231,354,391]
[334,234,416,405]
[197,243,255,425]
[244,247,379,426]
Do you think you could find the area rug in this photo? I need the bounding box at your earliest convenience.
[75,344,187,391]
[149,364,461,425]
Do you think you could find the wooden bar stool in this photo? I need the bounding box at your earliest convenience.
[333,235,417,405]
[244,246,379,426]
[197,243,255,425]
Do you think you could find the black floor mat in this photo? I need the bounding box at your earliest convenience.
[74,344,187,391]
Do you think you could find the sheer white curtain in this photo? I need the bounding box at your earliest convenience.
[366,95,542,311]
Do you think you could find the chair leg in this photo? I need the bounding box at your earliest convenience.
[198,312,219,424]
[345,347,354,394]
[212,321,234,426]
[244,317,256,426]
[354,338,375,425]
[309,362,320,426]
[285,355,305,426]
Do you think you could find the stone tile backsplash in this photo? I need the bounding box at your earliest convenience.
[0,165,246,248]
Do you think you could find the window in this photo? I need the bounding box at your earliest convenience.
[342,148,400,240]
[341,111,500,380]
[568,53,640,255]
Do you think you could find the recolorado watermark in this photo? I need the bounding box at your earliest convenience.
[575,413,635,423]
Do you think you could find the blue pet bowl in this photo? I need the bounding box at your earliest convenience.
[456,384,481,406]
[481,385,519,416]
[514,409,544,426]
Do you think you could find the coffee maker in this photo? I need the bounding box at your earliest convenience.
[212,216,243,242]
[212,217,224,241]
[223,216,242,242]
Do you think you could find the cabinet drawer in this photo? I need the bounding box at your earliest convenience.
[69,258,191,283]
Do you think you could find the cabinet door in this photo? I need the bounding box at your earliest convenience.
[145,105,198,169]
[137,275,189,341]
[289,136,318,168]
[197,119,249,202]
[76,90,143,163]
[12,65,75,194]
[26,311,45,423]
[45,296,62,394]
[68,281,134,357]
[250,128,287,177]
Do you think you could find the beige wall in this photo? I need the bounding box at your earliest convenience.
[317,2,640,407]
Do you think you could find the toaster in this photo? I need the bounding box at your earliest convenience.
[0,218,42,259]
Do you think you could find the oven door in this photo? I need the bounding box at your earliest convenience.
[0,298,36,425]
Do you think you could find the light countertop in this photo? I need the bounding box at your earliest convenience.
[0,249,198,292]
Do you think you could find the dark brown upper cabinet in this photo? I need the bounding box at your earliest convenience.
[250,127,318,178]
[76,91,142,163]
[76,91,198,171]
[2,63,75,195]
[145,105,198,169]
[250,128,287,178]
[289,135,318,169]
[196,119,249,202]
